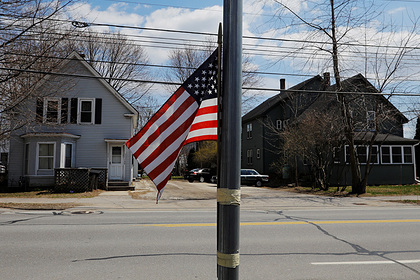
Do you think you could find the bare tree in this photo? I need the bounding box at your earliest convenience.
[165,42,262,113]
[268,0,418,194]
[63,30,152,107]
[0,0,76,142]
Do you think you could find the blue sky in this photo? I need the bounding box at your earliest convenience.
[64,0,420,136]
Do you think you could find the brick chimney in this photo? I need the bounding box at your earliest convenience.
[280,78,286,91]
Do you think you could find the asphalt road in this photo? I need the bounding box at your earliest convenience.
[2,207,420,279]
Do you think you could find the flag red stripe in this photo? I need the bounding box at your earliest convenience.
[126,87,185,148]
[132,93,196,158]
[140,109,197,169]
[189,120,218,131]
[184,134,217,145]
[195,105,217,116]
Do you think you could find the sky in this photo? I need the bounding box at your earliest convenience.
[63,0,420,137]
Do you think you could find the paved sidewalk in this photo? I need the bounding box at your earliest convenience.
[0,179,419,212]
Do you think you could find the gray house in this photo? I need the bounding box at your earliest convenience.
[242,73,418,186]
[8,52,138,188]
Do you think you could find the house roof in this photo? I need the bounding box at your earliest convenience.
[354,132,419,145]
[243,73,409,124]
[326,74,408,123]
[242,75,325,122]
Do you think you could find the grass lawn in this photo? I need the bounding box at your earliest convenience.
[294,184,420,197]
[0,189,103,198]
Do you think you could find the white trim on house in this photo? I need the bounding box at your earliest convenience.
[21,133,81,139]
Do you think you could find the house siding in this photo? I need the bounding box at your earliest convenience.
[8,53,137,187]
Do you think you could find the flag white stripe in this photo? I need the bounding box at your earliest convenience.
[186,127,217,139]
[137,100,199,161]
[129,90,190,153]
[191,112,217,123]
[200,98,217,107]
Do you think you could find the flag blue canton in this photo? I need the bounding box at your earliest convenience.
[183,50,218,103]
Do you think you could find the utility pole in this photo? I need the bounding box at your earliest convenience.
[217,0,242,279]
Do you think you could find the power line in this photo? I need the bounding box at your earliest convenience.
[2,13,420,51]
[2,66,420,96]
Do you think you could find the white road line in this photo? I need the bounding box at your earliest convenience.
[312,259,420,265]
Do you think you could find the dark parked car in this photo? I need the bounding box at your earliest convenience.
[186,168,215,183]
[240,169,269,187]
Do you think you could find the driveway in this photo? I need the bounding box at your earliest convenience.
[133,179,418,210]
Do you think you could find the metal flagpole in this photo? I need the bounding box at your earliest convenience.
[217,0,242,279]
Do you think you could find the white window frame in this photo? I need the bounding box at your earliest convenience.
[36,142,56,172]
[247,149,253,165]
[78,98,95,124]
[276,119,282,130]
[381,145,413,164]
[246,123,253,139]
[344,145,379,164]
[43,97,61,124]
[256,148,261,159]
[60,143,74,168]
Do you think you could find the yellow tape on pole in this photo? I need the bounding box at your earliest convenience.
[217,188,241,205]
[217,251,240,268]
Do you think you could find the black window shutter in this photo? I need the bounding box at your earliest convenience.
[95,98,102,124]
[70,98,78,124]
[61,98,68,123]
[36,98,43,123]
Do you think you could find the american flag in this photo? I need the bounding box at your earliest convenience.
[126,49,219,201]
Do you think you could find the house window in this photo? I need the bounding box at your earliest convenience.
[65,144,73,167]
[345,145,378,164]
[38,143,55,170]
[59,143,73,168]
[43,98,61,124]
[283,119,290,129]
[246,123,253,139]
[367,111,376,130]
[381,146,413,164]
[404,147,413,163]
[78,98,95,124]
[276,119,282,130]
[24,144,29,175]
[333,147,341,163]
[247,149,253,165]
[256,148,261,159]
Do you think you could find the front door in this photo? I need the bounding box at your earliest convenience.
[109,145,124,180]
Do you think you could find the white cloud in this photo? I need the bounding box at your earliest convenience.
[388,7,406,15]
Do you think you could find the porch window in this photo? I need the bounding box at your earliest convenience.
[38,143,55,170]
[345,145,378,164]
[380,146,413,164]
